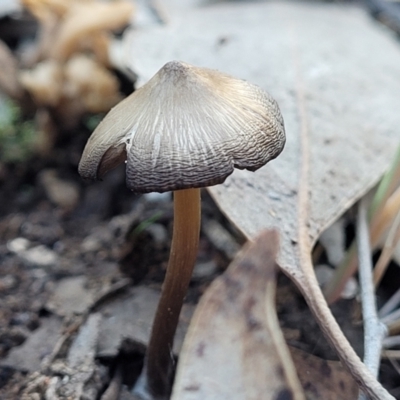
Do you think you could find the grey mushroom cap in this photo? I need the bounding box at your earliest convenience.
[78,61,285,193]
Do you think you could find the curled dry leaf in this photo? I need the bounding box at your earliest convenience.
[127,2,400,399]
[21,0,133,66]
[63,54,122,113]
[19,55,122,125]
[19,59,63,106]
[22,0,69,22]
[51,1,135,62]
[21,0,65,64]
[172,230,305,400]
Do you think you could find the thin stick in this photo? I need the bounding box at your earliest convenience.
[357,199,387,400]
[382,350,400,360]
[382,308,400,325]
[379,287,400,318]
[383,336,400,349]
[138,188,201,399]
[374,209,400,287]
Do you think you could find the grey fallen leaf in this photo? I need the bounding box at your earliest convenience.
[123,2,400,398]
[97,286,194,358]
[47,276,96,316]
[0,316,63,372]
[172,230,305,400]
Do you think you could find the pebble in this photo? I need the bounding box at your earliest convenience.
[81,236,103,252]
[0,275,17,291]
[20,245,58,268]
[7,237,30,253]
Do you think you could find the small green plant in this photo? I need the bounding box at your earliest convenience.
[0,100,36,163]
[83,114,104,132]
[130,211,164,238]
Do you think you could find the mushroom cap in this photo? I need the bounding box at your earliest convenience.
[78,61,285,193]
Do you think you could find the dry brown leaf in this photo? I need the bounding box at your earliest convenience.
[21,0,63,64]
[22,0,69,21]
[124,2,400,398]
[51,1,134,61]
[19,55,121,126]
[63,54,121,113]
[19,60,63,106]
[172,230,305,400]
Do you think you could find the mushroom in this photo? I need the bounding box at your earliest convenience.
[78,60,285,399]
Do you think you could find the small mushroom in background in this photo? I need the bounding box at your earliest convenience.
[78,60,285,399]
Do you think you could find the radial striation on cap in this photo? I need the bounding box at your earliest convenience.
[78,61,285,193]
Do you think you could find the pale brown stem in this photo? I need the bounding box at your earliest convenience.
[145,188,201,398]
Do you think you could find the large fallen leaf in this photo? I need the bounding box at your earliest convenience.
[172,230,305,400]
[123,2,400,399]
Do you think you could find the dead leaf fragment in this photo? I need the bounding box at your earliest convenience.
[19,60,63,106]
[51,1,135,61]
[97,286,194,358]
[47,276,95,316]
[289,347,358,400]
[0,316,63,372]
[172,230,305,400]
[63,54,122,113]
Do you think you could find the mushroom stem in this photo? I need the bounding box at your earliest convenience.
[145,188,201,398]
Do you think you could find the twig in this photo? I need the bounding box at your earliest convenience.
[383,335,400,349]
[379,287,400,318]
[374,208,400,286]
[40,317,84,372]
[357,198,388,400]
[381,308,400,325]
[386,319,400,336]
[382,350,400,360]
[89,278,132,312]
